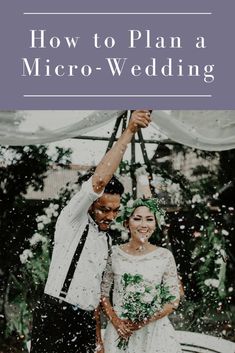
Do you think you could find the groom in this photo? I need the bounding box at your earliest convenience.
[30,110,151,353]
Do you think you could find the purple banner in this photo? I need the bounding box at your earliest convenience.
[0,0,234,109]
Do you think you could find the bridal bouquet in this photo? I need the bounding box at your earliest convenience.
[117,273,175,350]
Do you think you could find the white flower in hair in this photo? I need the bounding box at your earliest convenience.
[126,199,134,208]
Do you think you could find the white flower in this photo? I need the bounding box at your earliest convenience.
[45,203,59,217]
[192,194,202,203]
[20,249,34,264]
[159,215,165,227]
[126,199,134,208]
[126,284,145,294]
[37,223,44,230]
[36,215,44,223]
[204,279,211,286]
[142,293,153,304]
[221,229,229,236]
[45,209,53,217]
[220,249,226,258]
[210,279,219,288]
[40,215,51,225]
[213,244,221,250]
[135,284,145,293]
[29,233,47,246]
[215,257,224,265]
[125,285,136,293]
[204,279,219,288]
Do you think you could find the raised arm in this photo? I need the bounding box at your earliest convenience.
[92,110,151,194]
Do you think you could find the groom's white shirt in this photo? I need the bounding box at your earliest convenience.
[44,177,110,311]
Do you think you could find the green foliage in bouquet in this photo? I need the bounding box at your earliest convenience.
[117,273,175,350]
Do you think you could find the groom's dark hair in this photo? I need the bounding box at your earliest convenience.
[78,168,124,196]
[104,175,124,195]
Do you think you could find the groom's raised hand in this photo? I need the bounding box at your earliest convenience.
[127,110,152,133]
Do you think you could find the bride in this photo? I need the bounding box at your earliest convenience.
[99,198,182,353]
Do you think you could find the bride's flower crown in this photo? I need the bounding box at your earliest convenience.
[116,198,165,229]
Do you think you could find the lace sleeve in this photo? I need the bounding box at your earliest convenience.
[101,254,114,298]
[162,251,180,301]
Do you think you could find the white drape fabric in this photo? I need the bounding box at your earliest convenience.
[151,110,235,151]
[0,110,235,151]
[0,110,123,146]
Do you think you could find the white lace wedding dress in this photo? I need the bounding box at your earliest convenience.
[101,245,182,353]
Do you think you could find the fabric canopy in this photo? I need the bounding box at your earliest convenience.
[0,110,235,151]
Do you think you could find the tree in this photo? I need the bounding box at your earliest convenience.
[0,145,71,350]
